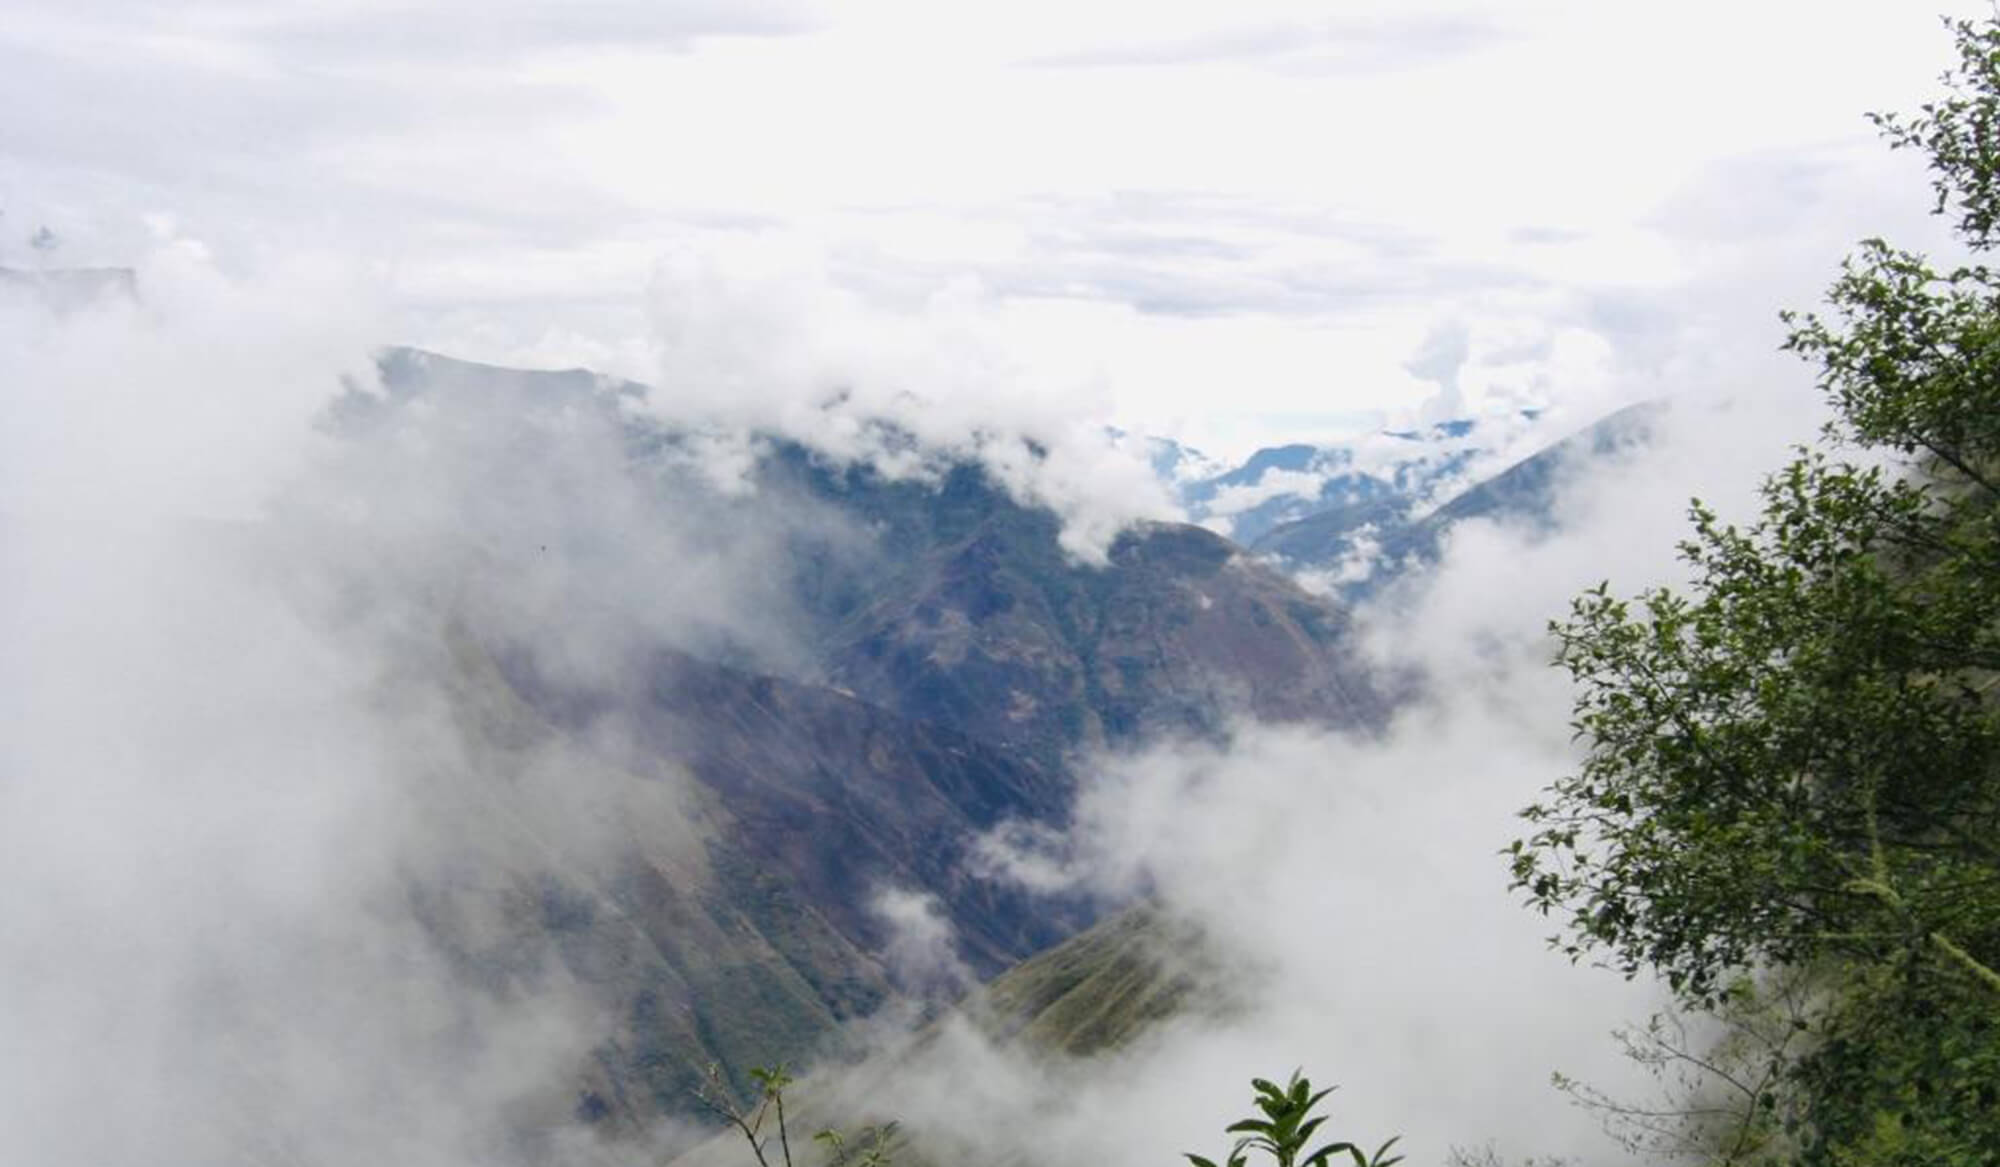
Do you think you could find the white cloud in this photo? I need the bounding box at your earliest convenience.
[859,701,1667,1165]
[5,0,1984,459]
[0,253,815,1165]
[872,887,976,999]
[828,351,1841,1167]
[0,238,381,522]
[1201,467,1331,520]
[640,234,1180,560]
[0,5,1986,1165]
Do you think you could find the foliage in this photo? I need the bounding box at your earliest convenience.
[700,1063,1391,1167]
[700,1063,901,1167]
[1184,1070,1402,1167]
[697,1064,804,1167]
[811,1122,902,1167]
[1442,1146,1578,1167]
[1510,15,2000,1164]
[1553,969,1823,1164]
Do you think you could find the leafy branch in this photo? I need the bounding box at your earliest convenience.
[1185,1071,1402,1167]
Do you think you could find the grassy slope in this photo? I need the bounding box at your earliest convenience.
[665,906,1218,1167]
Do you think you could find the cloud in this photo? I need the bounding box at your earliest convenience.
[5,0,1968,465]
[0,8,1985,1164]
[8,0,814,70]
[0,247,831,1165]
[1202,466,1334,521]
[871,888,977,999]
[845,703,1666,1165]
[1020,12,1509,74]
[793,353,1841,1167]
[0,237,382,521]
[641,234,1181,561]
[0,504,626,1166]
[1404,318,1470,404]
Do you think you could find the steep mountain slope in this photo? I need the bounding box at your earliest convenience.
[420,631,1088,1139]
[972,906,1220,1057]
[778,455,1387,767]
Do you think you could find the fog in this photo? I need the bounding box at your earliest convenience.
[0,8,1911,1141]
[830,381,1824,1167]
[0,251,838,1164]
[0,210,1842,1167]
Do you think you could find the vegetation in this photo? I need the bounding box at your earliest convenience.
[974,906,1220,1056]
[699,1063,903,1167]
[1185,1071,1402,1167]
[1511,15,2000,1164]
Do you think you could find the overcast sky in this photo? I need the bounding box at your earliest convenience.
[1,0,1983,455]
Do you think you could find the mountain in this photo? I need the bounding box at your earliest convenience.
[1163,416,1534,545]
[787,457,1388,768]
[1249,401,1664,599]
[329,348,1388,1144]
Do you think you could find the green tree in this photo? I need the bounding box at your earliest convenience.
[1511,16,2000,1163]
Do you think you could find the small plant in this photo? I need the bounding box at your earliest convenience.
[1186,1070,1403,1167]
[814,1121,902,1167]
[699,1062,899,1167]
[696,1063,800,1167]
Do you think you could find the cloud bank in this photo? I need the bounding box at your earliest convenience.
[0,247,850,1165]
[811,367,1830,1167]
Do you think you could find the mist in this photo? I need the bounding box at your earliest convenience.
[814,383,1829,1167]
[0,219,1840,1167]
[0,249,863,1164]
[2,3,1943,1157]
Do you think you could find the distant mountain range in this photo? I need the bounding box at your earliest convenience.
[1243,401,1664,599]
[1137,403,1660,603]
[1147,414,1535,546]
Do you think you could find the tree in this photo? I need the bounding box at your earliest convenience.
[1551,969,1821,1165]
[1511,16,2000,1163]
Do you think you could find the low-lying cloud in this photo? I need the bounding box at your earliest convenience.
[0,249,846,1165]
[827,370,1828,1167]
[644,236,1181,561]
[0,206,1838,1167]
